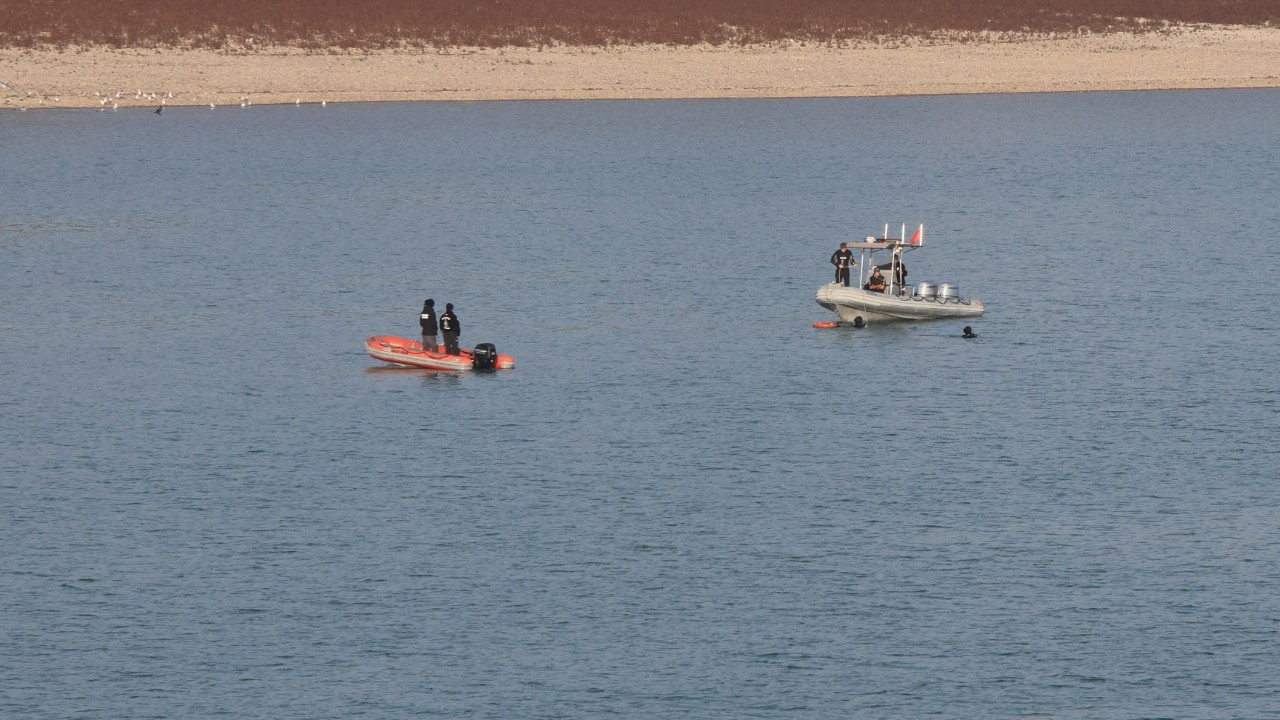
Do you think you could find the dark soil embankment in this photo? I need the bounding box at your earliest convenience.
[3,0,1277,49]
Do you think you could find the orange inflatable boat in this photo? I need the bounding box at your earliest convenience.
[365,335,514,371]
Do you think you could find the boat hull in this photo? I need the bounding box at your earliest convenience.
[365,335,514,370]
[816,284,983,323]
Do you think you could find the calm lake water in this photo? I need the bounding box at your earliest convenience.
[3,89,1279,718]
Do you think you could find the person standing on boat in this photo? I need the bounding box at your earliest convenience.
[440,303,461,355]
[892,254,907,291]
[419,299,438,353]
[830,242,857,287]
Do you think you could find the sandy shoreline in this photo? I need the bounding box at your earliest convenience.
[3,25,1279,109]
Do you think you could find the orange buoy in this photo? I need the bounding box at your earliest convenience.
[812,321,839,329]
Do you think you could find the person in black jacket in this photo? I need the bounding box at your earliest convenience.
[419,299,438,353]
[830,242,856,286]
[440,303,461,355]
[866,267,886,293]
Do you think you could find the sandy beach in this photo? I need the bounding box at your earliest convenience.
[3,25,1278,109]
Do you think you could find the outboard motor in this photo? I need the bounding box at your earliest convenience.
[472,343,497,370]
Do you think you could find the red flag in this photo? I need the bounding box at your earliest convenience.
[908,225,923,246]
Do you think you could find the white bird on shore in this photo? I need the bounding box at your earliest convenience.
[295,98,300,105]
[210,102,215,109]
[321,100,327,106]
[112,102,118,110]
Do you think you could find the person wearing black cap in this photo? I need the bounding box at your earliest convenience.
[962,326,980,338]
[866,267,886,293]
[830,242,856,287]
[440,303,461,355]
[419,299,438,353]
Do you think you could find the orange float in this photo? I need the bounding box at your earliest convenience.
[812,321,839,329]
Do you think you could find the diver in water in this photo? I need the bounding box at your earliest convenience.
[962,326,979,338]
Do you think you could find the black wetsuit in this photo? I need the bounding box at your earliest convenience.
[830,248,856,286]
[419,304,438,352]
[440,310,460,355]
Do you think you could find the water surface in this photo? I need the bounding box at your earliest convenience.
[3,90,1279,718]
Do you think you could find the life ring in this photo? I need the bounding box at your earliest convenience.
[812,321,839,329]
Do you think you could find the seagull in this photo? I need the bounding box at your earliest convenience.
[295,98,300,105]
[321,100,327,106]
[210,102,215,109]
